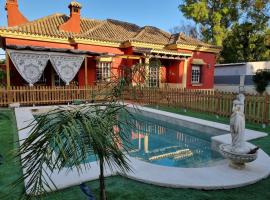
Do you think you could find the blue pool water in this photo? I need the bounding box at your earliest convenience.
[121,113,223,168]
[34,111,223,168]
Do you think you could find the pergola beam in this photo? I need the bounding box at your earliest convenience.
[5,51,10,87]
[149,54,184,60]
[84,56,88,86]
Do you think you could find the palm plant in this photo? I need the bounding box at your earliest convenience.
[15,62,154,200]
[17,103,132,200]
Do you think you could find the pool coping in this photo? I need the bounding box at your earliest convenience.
[126,105,268,151]
[14,104,270,193]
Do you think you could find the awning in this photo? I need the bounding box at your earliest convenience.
[6,45,109,86]
[8,50,49,86]
[133,47,192,60]
[151,49,192,57]
[7,49,85,86]
[96,56,113,62]
[192,59,206,65]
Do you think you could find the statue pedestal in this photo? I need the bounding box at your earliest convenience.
[219,144,258,170]
[229,160,246,170]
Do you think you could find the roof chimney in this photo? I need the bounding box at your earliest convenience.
[5,0,28,27]
[59,1,82,33]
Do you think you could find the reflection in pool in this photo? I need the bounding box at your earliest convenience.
[34,110,223,168]
[121,113,222,168]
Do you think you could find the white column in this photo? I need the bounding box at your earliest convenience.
[182,58,188,88]
[144,135,149,153]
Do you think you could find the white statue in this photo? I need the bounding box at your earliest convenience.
[229,94,250,154]
[219,93,259,169]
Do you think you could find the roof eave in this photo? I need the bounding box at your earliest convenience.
[0,29,221,54]
[0,29,71,45]
[122,40,166,49]
[166,43,222,54]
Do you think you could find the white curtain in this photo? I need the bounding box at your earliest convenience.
[9,51,49,86]
[50,54,84,85]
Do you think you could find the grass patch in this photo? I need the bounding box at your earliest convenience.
[0,109,24,199]
[0,108,269,200]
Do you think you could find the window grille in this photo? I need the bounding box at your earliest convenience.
[191,65,201,84]
[97,62,111,82]
[149,66,159,87]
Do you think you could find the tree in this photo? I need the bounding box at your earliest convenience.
[179,0,269,46]
[18,103,131,200]
[220,23,270,63]
[179,0,240,46]
[253,70,270,94]
[220,0,270,63]
[267,29,270,48]
[14,63,152,200]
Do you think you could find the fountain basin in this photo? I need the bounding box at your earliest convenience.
[219,144,258,169]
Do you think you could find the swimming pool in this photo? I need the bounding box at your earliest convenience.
[17,106,269,191]
[33,109,223,168]
[121,113,222,168]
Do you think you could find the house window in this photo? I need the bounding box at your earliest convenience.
[191,65,201,84]
[54,73,65,86]
[36,73,47,85]
[97,62,111,82]
[149,66,159,87]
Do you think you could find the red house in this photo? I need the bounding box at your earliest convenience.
[0,0,221,89]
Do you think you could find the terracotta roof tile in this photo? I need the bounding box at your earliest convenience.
[169,33,221,48]
[78,19,140,42]
[3,14,72,38]
[0,14,219,49]
[131,26,171,45]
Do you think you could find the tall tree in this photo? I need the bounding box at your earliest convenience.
[179,0,270,62]
[221,23,269,63]
[220,0,270,62]
[267,29,270,48]
[179,0,240,46]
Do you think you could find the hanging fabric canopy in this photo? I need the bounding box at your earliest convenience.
[8,49,86,86]
[9,50,49,86]
[50,54,84,85]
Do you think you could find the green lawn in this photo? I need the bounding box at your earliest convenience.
[0,108,269,200]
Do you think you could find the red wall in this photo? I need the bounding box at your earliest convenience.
[166,60,183,83]
[77,44,124,54]
[6,38,74,49]
[186,51,216,89]
[3,38,217,89]
[78,58,97,86]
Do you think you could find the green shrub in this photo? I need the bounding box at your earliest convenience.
[253,70,270,94]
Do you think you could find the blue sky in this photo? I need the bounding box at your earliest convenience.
[0,0,191,59]
[0,0,189,31]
